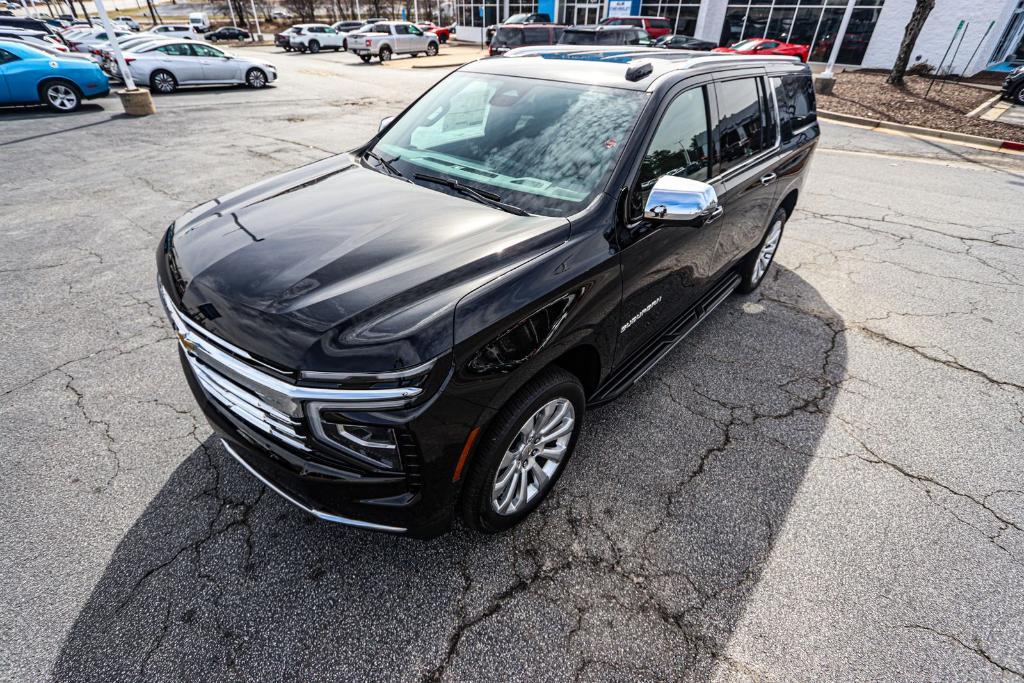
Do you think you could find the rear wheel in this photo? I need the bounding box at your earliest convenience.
[149,69,177,94]
[342,38,348,50]
[308,40,320,53]
[378,45,392,62]
[425,41,438,56]
[41,80,81,112]
[459,367,584,533]
[737,207,786,293]
[245,67,267,88]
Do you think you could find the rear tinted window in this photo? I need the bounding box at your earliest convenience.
[715,77,767,172]
[493,26,523,46]
[523,26,550,43]
[772,73,817,141]
[650,19,670,29]
[559,30,596,45]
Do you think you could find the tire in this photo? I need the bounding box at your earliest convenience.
[308,39,320,53]
[40,79,81,112]
[440,35,447,44]
[359,54,371,63]
[149,69,177,94]
[245,67,268,88]
[1014,85,1024,105]
[425,41,438,56]
[332,46,340,51]
[297,44,307,53]
[283,45,292,52]
[342,38,348,50]
[378,45,392,62]
[736,207,786,294]
[459,367,585,533]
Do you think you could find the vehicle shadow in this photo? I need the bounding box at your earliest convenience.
[53,265,845,681]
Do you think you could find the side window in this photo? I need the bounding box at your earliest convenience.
[192,44,223,57]
[634,86,711,213]
[650,19,670,29]
[772,74,817,141]
[0,47,19,64]
[625,19,642,27]
[394,24,409,35]
[156,43,192,56]
[372,23,388,33]
[409,25,423,35]
[715,77,766,173]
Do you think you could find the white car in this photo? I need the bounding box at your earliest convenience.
[148,24,198,40]
[69,27,132,52]
[97,34,175,72]
[120,40,277,93]
[288,23,343,53]
[0,27,70,52]
[347,21,438,63]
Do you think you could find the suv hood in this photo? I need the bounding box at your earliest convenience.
[160,154,569,373]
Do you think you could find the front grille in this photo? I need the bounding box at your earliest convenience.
[189,355,309,451]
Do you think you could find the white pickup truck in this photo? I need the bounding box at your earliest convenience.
[347,21,439,63]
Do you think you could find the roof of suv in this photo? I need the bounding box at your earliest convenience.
[468,46,806,91]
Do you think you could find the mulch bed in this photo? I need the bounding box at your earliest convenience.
[816,71,1024,144]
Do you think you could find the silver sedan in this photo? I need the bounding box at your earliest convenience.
[118,41,277,93]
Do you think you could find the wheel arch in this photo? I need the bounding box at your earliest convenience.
[36,76,80,103]
[551,344,601,399]
[777,188,799,219]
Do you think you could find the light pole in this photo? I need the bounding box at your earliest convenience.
[94,0,156,114]
[249,0,263,40]
[814,0,855,95]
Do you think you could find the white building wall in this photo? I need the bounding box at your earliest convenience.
[861,0,1018,75]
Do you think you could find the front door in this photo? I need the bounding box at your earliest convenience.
[192,43,237,81]
[615,82,724,365]
[707,72,783,274]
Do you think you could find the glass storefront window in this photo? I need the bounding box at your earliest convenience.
[721,1,884,66]
[639,2,700,36]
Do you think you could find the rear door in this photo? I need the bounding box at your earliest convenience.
[615,79,722,364]
[707,70,783,274]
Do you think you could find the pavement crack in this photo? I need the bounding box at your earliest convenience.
[904,624,1024,679]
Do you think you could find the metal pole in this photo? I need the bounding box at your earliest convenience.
[355,0,361,20]
[249,0,262,39]
[958,20,994,80]
[227,0,236,27]
[821,0,855,79]
[925,20,963,98]
[938,20,969,92]
[93,0,137,89]
[413,0,417,22]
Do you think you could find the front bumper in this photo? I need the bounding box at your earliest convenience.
[159,281,464,537]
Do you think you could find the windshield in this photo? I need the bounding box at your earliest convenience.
[371,73,647,217]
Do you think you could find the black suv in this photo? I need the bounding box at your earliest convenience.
[158,48,819,537]
[558,25,653,46]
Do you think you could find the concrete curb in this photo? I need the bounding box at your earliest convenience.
[966,93,1003,118]
[818,109,1024,153]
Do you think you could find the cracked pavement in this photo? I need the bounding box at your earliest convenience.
[2,48,1023,681]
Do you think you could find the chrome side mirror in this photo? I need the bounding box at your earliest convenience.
[378,116,395,132]
[643,175,723,227]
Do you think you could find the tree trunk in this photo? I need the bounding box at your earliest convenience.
[888,0,934,85]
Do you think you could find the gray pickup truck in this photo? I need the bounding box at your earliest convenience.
[347,20,439,63]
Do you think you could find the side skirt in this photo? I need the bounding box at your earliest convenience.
[588,272,741,406]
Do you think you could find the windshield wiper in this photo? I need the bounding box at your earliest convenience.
[363,149,405,179]
[413,173,529,216]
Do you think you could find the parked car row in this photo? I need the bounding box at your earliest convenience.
[273,20,443,62]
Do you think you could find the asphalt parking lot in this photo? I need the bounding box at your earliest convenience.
[2,47,1024,681]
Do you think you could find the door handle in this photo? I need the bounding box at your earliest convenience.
[760,173,778,186]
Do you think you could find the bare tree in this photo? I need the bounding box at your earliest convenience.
[887,0,935,85]
[282,0,317,21]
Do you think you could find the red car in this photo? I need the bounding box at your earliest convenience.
[598,16,672,40]
[416,22,450,43]
[713,37,809,62]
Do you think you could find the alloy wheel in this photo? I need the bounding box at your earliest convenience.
[491,398,575,515]
[247,69,266,88]
[752,219,783,283]
[46,84,78,111]
[153,72,175,93]
[426,42,438,56]
[1016,86,1024,105]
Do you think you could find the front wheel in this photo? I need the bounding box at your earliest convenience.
[425,41,438,56]
[245,67,267,88]
[459,367,584,533]
[737,207,786,293]
[1014,85,1024,105]
[378,45,392,62]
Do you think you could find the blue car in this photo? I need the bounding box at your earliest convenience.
[0,39,109,112]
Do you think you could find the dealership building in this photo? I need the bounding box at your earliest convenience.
[454,0,1024,76]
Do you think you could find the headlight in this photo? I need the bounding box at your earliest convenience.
[308,410,403,471]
